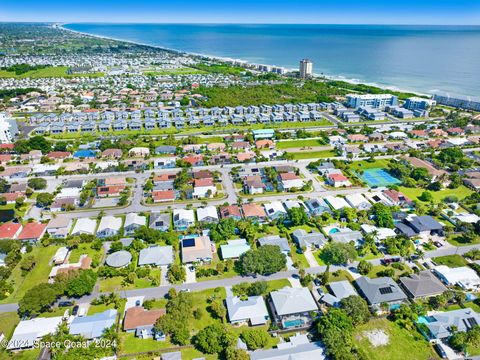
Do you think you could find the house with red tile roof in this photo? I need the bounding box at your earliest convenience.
[347,134,368,142]
[409,130,428,138]
[220,205,243,221]
[0,154,12,164]
[0,222,22,239]
[383,189,413,207]
[193,178,216,198]
[123,307,166,337]
[429,129,448,137]
[242,204,267,222]
[255,139,275,149]
[182,154,204,167]
[97,185,126,197]
[46,151,71,160]
[447,127,465,135]
[327,173,352,187]
[17,222,47,242]
[0,192,25,204]
[101,148,123,159]
[278,172,305,191]
[236,151,256,162]
[152,190,176,203]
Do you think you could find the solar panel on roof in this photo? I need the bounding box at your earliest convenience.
[379,287,393,295]
[182,238,195,247]
[464,317,478,329]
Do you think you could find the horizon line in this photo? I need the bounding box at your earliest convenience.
[1,21,479,27]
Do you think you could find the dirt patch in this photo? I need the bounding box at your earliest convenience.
[363,329,389,347]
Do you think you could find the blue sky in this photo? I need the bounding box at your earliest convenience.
[1,0,479,24]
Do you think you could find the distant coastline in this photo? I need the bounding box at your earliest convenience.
[61,23,480,97]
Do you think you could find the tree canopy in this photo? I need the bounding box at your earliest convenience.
[238,245,286,275]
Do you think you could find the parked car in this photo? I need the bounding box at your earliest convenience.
[434,343,448,359]
[434,241,443,248]
[72,305,79,316]
[179,288,191,293]
[59,301,74,307]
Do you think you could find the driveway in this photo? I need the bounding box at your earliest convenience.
[304,249,318,268]
[124,296,144,314]
[286,256,295,270]
[185,265,197,284]
[160,265,170,286]
[288,277,302,288]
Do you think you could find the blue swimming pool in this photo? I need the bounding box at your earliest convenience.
[329,228,340,234]
[283,319,304,328]
[417,316,436,324]
[358,168,401,187]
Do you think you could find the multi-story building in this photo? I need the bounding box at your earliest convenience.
[346,94,398,109]
[299,59,313,78]
[0,113,19,144]
[433,92,480,111]
[403,97,436,111]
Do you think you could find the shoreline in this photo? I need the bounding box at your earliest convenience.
[59,23,431,97]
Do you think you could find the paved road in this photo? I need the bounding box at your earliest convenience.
[2,243,480,313]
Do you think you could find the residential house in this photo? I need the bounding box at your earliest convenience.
[354,276,408,310]
[327,173,351,187]
[320,280,358,307]
[180,235,213,263]
[250,335,325,360]
[220,239,251,260]
[152,190,176,203]
[424,308,480,340]
[304,198,330,216]
[173,209,195,230]
[0,222,22,240]
[123,306,166,339]
[242,204,267,223]
[7,317,64,351]
[17,222,47,242]
[138,246,174,267]
[96,216,122,238]
[69,309,117,339]
[243,175,265,195]
[193,178,216,198]
[344,193,371,210]
[124,213,146,235]
[291,229,326,249]
[219,205,243,221]
[258,235,290,254]
[149,212,171,231]
[433,266,480,290]
[399,271,447,299]
[264,201,288,221]
[46,216,72,239]
[129,147,150,157]
[71,218,97,236]
[278,173,304,191]
[269,287,318,329]
[196,206,219,223]
[226,295,269,326]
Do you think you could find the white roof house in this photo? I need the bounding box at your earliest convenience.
[364,191,393,206]
[124,213,146,234]
[196,206,219,223]
[129,147,150,157]
[71,218,97,235]
[138,245,174,266]
[264,201,288,220]
[270,287,318,316]
[324,196,351,210]
[173,209,195,230]
[56,187,81,199]
[345,193,371,210]
[8,316,64,350]
[361,224,397,241]
[454,213,480,224]
[433,266,480,290]
[97,216,122,238]
[226,296,269,325]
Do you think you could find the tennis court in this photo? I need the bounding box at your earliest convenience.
[358,168,401,187]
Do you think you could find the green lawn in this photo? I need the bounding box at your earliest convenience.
[265,279,291,292]
[0,245,60,303]
[181,348,217,360]
[447,234,480,246]
[189,287,226,332]
[144,67,207,75]
[0,66,103,78]
[353,318,438,360]
[98,269,161,292]
[366,264,411,279]
[119,332,174,355]
[432,254,468,268]
[88,303,116,316]
[276,139,328,149]
[290,150,337,160]
[69,243,104,264]
[0,349,41,360]
[290,245,311,268]
[398,185,474,203]
[349,159,392,171]
[0,312,20,340]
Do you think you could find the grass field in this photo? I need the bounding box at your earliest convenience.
[290,150,337,160]
[366,264,411,279]
[353,318,438,360]
[98,268,161,292]
[48,120,333,140]
[144,67,207,75]
[69,243,104,264]
[0,245,60,303]
[290,245,311,268]
[0,66,103,78]
[398,185,474,203]
[276,139,328,149]
[119,332,174,355]
[432,254,468,268]
[0,312,20,340]
[349,159,392,171]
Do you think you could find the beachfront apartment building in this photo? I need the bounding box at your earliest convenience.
[346,94,398,109]
[433,92,480,111]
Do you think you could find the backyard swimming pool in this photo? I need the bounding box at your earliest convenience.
[283,319,304,328]
[358,168,401,187]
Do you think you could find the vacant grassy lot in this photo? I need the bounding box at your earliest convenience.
[432,254,468,268]
[366,264,412,279]
[398,185,473,203]
[353,318,438,360]
[276,138,328,149]
[0,66,103,78]
[0,312,20,340]
[349,159,392,171]
[290,149,337,160]
[0,245,60,303]
[98,268,161,292]
[119,332,174,355]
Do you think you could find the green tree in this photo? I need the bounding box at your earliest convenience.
[287,207,308,226]
[195,323,235,354]
[225,347,249,360]
[241,328,270,350]
[18,283,61,316]
[419,191,434,202]
[27,177,47,190]
[370,203,394,228]
[357,260,373,275]
[36,192,54,207]
[167,264,186,284]
[64,270,97,298]
[340,295,371,325]
[322,242,357,265]
[238,245,286,275]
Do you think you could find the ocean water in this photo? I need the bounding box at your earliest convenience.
[65,23,480,96]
